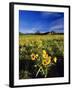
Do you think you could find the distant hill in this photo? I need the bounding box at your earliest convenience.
[41,31,64,35]
[19,31,64,35]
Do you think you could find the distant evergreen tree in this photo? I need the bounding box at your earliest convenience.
[51,31,55,34]
[35,30,40,34]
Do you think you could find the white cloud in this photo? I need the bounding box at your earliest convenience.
[49,24,64,33]
[41,12,63,18]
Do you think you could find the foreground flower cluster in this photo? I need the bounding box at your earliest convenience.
[30,50,57,77]
[31,50,57,65]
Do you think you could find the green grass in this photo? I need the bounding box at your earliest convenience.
[19,34,64,46]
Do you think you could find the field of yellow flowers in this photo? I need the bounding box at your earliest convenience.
[19,34,64,79]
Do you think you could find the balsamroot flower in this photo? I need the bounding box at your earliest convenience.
[42,56,51,66]
[31,53,36,60]
[42,59,47,66]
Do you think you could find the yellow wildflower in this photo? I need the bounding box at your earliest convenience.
[42,59,47,66]
[42,56,51,66]
[53,57,57,63]
[31,53,36,60]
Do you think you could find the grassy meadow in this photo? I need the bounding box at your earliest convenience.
[19,34,64,79]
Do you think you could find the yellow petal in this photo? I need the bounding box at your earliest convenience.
[35,54,38,58]
[53,57,57,63]
[42,60,47,66]
[36,54,38,57]
[43,53,48,59]
[46,56,51,65]
[43,50,46,54]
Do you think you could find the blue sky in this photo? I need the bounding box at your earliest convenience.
[19,10,64,33]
